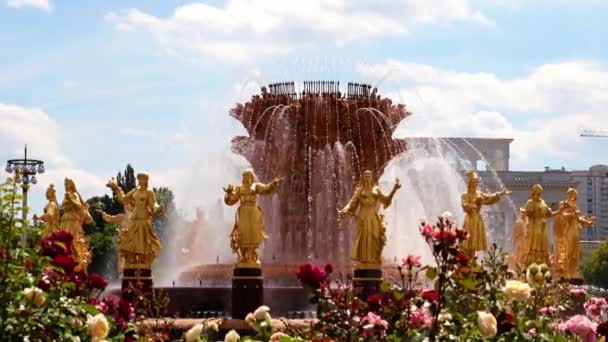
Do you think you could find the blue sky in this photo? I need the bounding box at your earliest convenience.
[1,0,608,214]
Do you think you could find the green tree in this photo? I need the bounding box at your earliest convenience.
[116,164,136,194]
[581,240,608,287]
[84,195,121,278]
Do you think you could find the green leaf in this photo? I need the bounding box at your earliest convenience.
[81,304,100,316]
[458,277,481,290]
[380,281,392,292]
[426,267,438,280]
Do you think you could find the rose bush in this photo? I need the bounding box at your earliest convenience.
[0,179,137,341]
[280,215,608,341]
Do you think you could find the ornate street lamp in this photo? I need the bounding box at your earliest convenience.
[5,145,45,244]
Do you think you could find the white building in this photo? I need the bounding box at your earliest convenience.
[572,165,608,241]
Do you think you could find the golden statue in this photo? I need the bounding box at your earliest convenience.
[553,188,595,279]
[509,208,527,269]
[461,171,510,259]
[34,184,60,236]
[223,169,283,267]
[107,173,162,269]
[95,190,133,272]
[339,170,401,269]
[59,178,93,271]
[522,184,561,266]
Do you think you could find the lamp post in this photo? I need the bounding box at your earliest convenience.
[5,145,45,245]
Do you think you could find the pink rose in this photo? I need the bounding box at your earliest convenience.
[559,315,597,342]
[409,307,433,329]
[402,254,422,268]
[539,306,557,315]
[420,224,433,238]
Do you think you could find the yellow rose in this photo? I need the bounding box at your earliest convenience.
[477,311,497,338]
[184,323,203,342]
[23,287,46,307]
[224,329,240,342]
[87,313,109,342]
[208,321,219,332]
[502,280,532,301]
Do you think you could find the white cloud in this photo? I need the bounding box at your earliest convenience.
[357,60,608,168]
[107,0,493,63]
[6,0,50,12]
[0,103,105,211]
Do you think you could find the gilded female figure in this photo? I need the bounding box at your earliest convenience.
[96,188,133,272]
[522,184,561,266]
[223,169,283,266]
[510,208,527,269]
[339,170,401,268]
[59,178,93,270]
[461,171,510,259]
[107,173,162,268]
[34,184,60,236]
[553,188,595,279]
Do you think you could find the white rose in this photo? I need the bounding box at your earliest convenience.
[253,305,271,320]
[185,323,204,342]
[23,287,46,307]
[477,311,497,338]
[224,329,240,342]
[441,211,453,220]
[502,280,532,301]
[87,313,109,342]
[245,313,255,324]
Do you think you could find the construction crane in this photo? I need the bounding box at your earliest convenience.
[581,129,608,138]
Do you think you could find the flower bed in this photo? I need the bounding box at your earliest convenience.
[187,214,608,342]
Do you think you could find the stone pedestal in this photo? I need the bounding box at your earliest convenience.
[122,268,153,303]
[232,267,263,319]
[353,268,382,300]
[569,277,584,286]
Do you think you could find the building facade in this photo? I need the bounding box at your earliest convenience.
[572,165,608,241]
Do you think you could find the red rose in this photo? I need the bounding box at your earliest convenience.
[51,255,77,274]
[497,311,514,335]
[49,231,73,244]
[87,273,109,290]
[68,270,87,288]
[456,252,468,266]
[367,294,383,311]
[118,298,136,320]
[296,263,327,288]
[37,277,51,291]
[421,289,439,303]
[324,264,334,274]
[597,322,608,338]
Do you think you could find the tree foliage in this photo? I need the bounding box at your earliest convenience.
[581,240,608,288]
[116,164,136,194]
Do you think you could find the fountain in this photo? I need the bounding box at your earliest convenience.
[150,81,511,317]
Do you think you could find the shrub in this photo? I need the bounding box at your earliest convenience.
[581,240,608,288]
